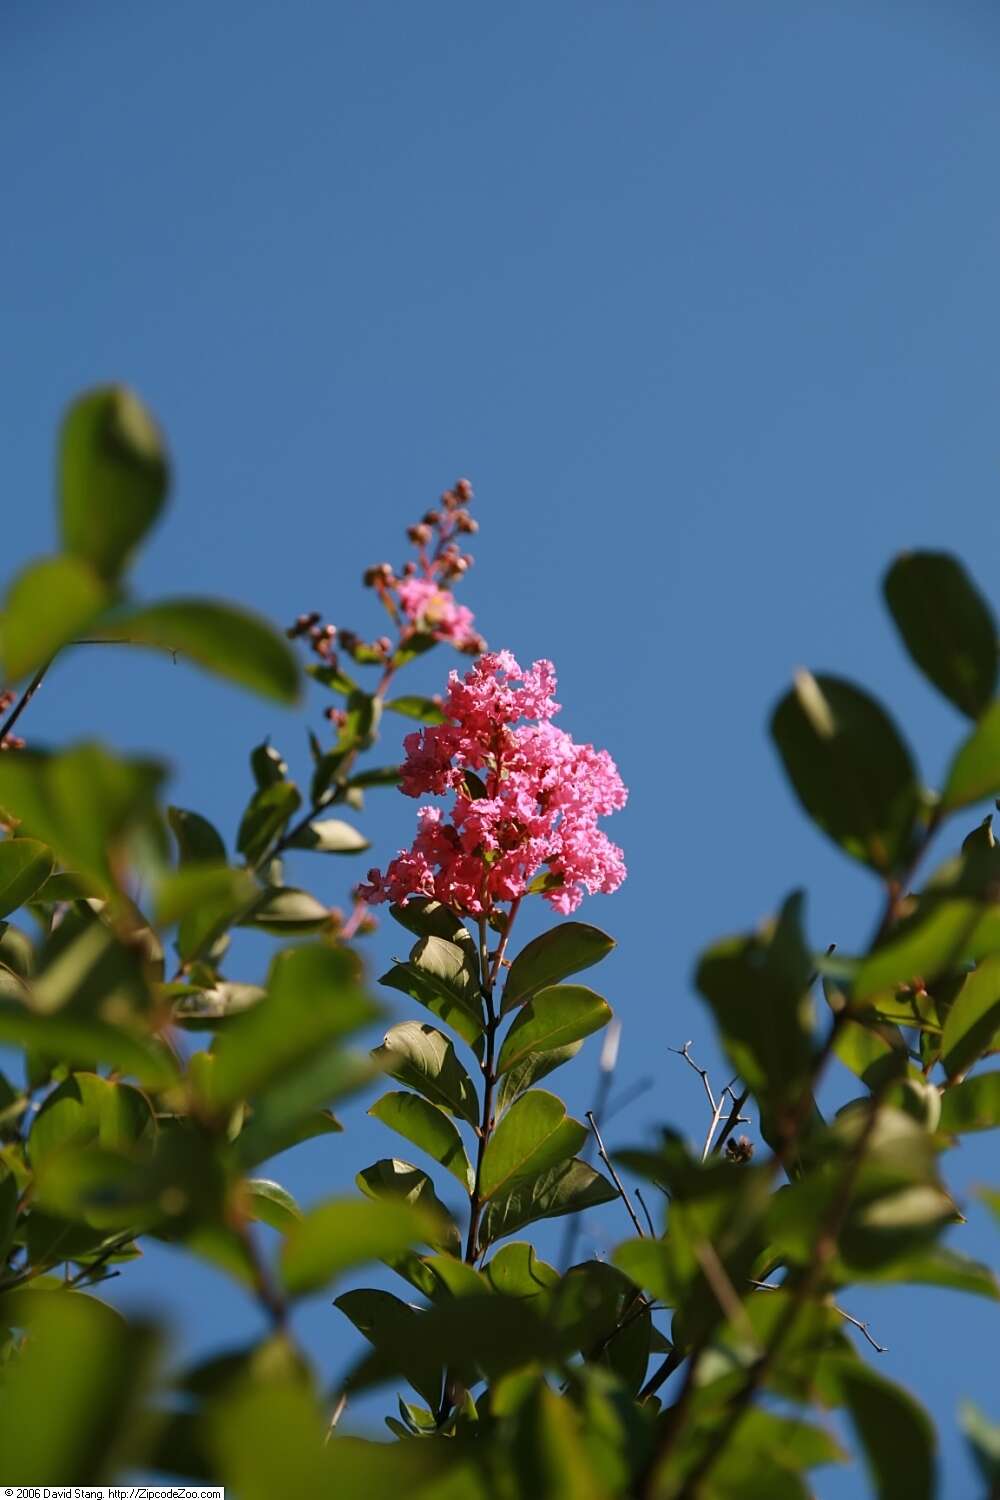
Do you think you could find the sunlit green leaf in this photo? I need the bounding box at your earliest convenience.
[502,922,616,1014]
[281,1195,433,1296]
[940,954,1000,1079]
[1,556,110,680]
[959,1400,1000,1489]
[369,1091,473,1190]
[939,1072,1000,1133]
[497,986,612,1076]
[383,695,449,724]
[480,1157,617,1250]
[942,702,1000,812]
[374,1021,479,1125]
[0,839,54,919]
[286,818,370,853]
[245,1178,303,1233]
[480,1090,586,1201]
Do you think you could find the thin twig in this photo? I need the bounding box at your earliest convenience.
[586,1110,645,1240]
[0,659,53,741]
[560,1020,622,1268]
[711,1086,751,1157]
[669,1041,717,1112]
[748,1280,886,1353]
[635,1187,657,1237]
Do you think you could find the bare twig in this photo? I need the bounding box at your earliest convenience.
[0,660,53,741]
[560,1021,622,1268]
[635,1187,657,1238]
[748,1280,886,1354]
[586,1109,646,1240]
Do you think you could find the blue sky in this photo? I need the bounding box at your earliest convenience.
[4,2,1000,1493]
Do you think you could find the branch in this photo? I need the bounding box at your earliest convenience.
[586,1109,646,1241]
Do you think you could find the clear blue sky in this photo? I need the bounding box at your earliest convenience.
[4,3,1000,1494]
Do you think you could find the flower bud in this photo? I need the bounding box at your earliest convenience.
[454,477,473,502]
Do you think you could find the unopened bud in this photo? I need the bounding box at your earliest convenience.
[454,477,473,502]
[407,523,432,546]
[725,1136,754,1164]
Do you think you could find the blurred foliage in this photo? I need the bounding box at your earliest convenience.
[0,392,996,1496]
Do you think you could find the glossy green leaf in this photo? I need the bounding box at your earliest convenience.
[368,1091,473,1190]
[480,1157,617,1249]
[250,741,288,788]
[59,385,169,580]
[383,695,449,724]
[0,1291,160,1482]
[942,702,1000,812]
[203,945,377,1110]
[334,1288,444,1409]
[480,1090,586,1200]
[0,839,54,918]
[245,1178,303,1233]
[357,1158,460,1255]
[373,1021,479,1125]
[1,555,110,680]
[389,897,476,954]
[286,817,369,853]
[237,781,302,865]
[833,1359,936,1500]
[884,551,997,719]
[502,922,616,1014]
[497,986,612,1076]
[939,1072,1000,1133]
[940,954,1000,1079]
[281,1195,432,1296]
[771,672,921,873]
[0,744,165,894]
[381,933,484,1049]
[167,805,227,864]
[155,864,257,926]
[101,599,300,704]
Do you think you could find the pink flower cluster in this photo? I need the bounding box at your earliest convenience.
[360,652,627,916]
[395,576,478,650]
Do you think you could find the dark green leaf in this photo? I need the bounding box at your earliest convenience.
[380,933,484,1049]
[281,1195,433,1296]
[374,1021,479,1125]
[101,599,300,704]
[771,672,921,873]
[239,886,331,933]
[0,839,54,918]
[0,1003,177,1089]
[853,900,984,1003]
[480,1089,586,1200]
[942,702,1000,812]
[940,954,1000,1079]
[884,552,997,719]
[833,1359,935,1500]
[59,384,169,580]
[695,892,815,1108]
[939,1072,1000,1133]
[480,1157,617,1249]
[357,1158,460,1255]
[368,1091,473,1190]
[502,922,616,1014]
[497,986,612,1076]
[334,1288,444,1409]
[237,781,302,865]
[167,805,227,864]
[29,1071,155,1169]
[1,556,110,680]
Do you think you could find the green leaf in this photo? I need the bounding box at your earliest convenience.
[480,1090,586,1200]
[239,886,331,934]
[29,1071,155,1169]
[286,818,370,853]
[390,897,475,952]
[695,891,815,1107]
[281,1195,433,1296]
[203,945,377,1110]
[480,1157,617,1249]
[1,556,110,680]
[234,1052,370,1169]
[857,1246,999,1300]
[155,864,257,927]
[832,1359,935,1500]
[853,900,984,1003]
[508,1382,610,1500]
[502,922,616,1014]
[939,1072,1000,1133]
[0,1290,159,1482]
[250,742,288,788]
[484,1241,559,1299]
[497,986,612,1076]
[356,1158,461,1256]
[496,1040,584,1114]
[0,1003,177,1089]
[207,1379,329,1499]
[334,1288,444,1409]
[940,954,1000,1079]
[770,672,921,873]
[59,384,169,580]
[942,702,1000,812]
[245,1178,303,1233]
[100,599,300,704]
[381,935,484,1050]
[383,695,449,724]
[167,805,227,864]
[368,1091,473,1190]
[884,551,997,719]
[374,1021,479,1125]
[348,764,402,789]
[959,1399,1000,1488]
[237,781,302,865]
[0,744,165,894]
[0,839,54,918]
